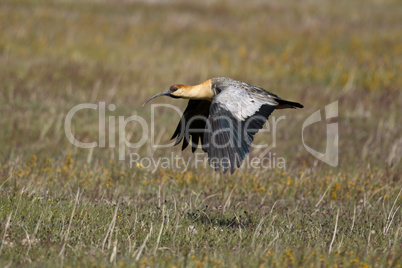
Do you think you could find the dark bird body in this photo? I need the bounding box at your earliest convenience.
[143,77,303,174]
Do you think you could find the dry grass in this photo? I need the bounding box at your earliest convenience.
[0,0,401,267]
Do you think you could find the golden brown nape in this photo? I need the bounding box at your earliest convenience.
[170,79,213,101]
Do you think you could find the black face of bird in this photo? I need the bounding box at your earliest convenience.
[142,85,183,107]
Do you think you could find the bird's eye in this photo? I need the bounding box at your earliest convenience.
[170,86,178,92]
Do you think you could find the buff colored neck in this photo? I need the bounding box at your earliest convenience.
[185,79,214,101]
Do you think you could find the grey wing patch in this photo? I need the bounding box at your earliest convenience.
[203,86,277,174]
[214,86,278,121]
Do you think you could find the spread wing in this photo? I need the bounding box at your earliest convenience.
[171,100,211,152]
[203,86,278,174]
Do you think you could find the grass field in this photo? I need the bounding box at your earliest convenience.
[0,0,401,267]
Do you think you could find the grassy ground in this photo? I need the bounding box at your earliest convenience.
[0,0,401,267]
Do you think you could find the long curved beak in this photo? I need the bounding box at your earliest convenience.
[142,90,171,107]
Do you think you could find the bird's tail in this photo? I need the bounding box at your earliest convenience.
[275,98,304,109]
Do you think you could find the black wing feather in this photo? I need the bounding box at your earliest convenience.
[204,102,276,174]
[171,100,211,152]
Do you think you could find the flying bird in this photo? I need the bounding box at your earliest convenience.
[143,77,303,174]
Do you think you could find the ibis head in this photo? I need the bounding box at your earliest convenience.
[142,80,214,107]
